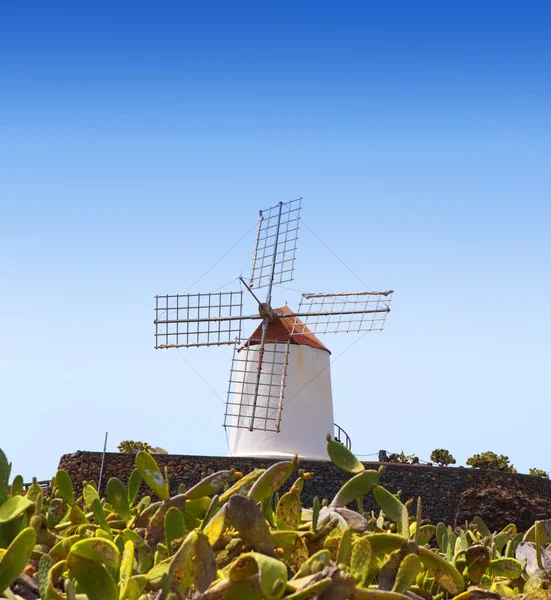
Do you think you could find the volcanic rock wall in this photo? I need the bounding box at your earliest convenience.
[58,451,551,531]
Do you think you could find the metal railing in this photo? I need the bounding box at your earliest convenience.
[334,423,352,450]
[23,479,51,491]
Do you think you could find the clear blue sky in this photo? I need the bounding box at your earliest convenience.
[1,1,550,480]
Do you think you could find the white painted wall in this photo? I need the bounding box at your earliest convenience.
[228,344,334,459]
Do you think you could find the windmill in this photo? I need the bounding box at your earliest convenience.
[154,199,393,459]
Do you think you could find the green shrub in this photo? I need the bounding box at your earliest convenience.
[529,468,549,478]
[387,450,418,464]
[117,439,152,453]
[466,451,516,472]
[430,448,456,467]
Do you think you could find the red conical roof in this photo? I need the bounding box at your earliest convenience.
[244,306,330,353]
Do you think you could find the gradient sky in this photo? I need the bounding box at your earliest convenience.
[1,1,550,480]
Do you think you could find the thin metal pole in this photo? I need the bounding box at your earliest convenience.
[154,309,389,328]
[248,203,283,431]
[279,308,390,319]
[239,276,263,306]
[249,316,269,430]
[266,201,284,307]
[248,210,264,287]
[154,313,259,325]
[302,290,394,298]
[275,342,290,432]
[97,431,108,494]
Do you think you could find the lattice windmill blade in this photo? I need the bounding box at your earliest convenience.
[287,290,394,336]
[155,291,250,348]
[249,198,301,290]
[224,332,290,432]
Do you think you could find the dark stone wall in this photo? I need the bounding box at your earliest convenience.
[58,452,551,531]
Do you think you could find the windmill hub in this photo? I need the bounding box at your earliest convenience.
[154,199,393,459]
[258,303,278,322]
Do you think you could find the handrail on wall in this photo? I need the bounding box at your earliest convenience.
[334,423,352,450]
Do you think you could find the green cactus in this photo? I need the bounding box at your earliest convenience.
[55,469,75,506]
[135,451,170,501]
[290,470,308,496]
[227,552,288,600]
[26,482,44,515]
[0,442,549,600]
[164,506,185,553]
[219,468,265,504]
[262,494,276,528]
[106,477,132,520]
[393,553,422,594]
[311,496,320,534]
[372,485,409,538]
[69,503,88,525]
[137,543,154,574]
[293,549,331,579]
[326,432,365,474]
[0,527,37,594]
[9,475,23,498]
[418,546,465,595]
[330,470,380,508]
[185,469,240,499]
[67,555,119,600]
[37,553,52,599]
[90,497,112,534]
[127,468,141,507]
[248,457,298,503]
[465,544,491,584]
[0,496,33,527]
[155,542,168,564]
[200,494,220,531]
[276,492,302,531]
[488,556,522,579]
[413,497,422,543]
[0,450,11,507]
[493,530,511,553]
[336,526,353,567]
[168,529,217,597]
[203,503,228,547]
[227,494,275,556]
[435,522,447,552]
[350,536,373,587]
[473,515,492,538]
[286,577,333,599]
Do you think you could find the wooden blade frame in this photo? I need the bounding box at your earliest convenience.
[289,290,393,335]
[154,291,245,348]
[248,198,301,290]
[224,338,290,432]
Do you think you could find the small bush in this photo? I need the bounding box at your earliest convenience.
[466,451,516,472]
[430,448,456,467]
[387,451,418,464]
[529,468,549,478]
[118,439,153,454]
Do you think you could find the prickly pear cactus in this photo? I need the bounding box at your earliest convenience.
[0,442,537,599]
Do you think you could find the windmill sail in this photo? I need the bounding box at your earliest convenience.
[154,291,244,348]
[224,307,329,433]
[224,340,290,432]
[249,198,301,290]
[289,290,393,335]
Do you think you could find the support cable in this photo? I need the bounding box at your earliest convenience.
[302,220,371,291]
[282,330,369,407]
[184,223,258,294]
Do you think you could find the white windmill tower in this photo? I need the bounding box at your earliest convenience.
[154,199,393,460]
